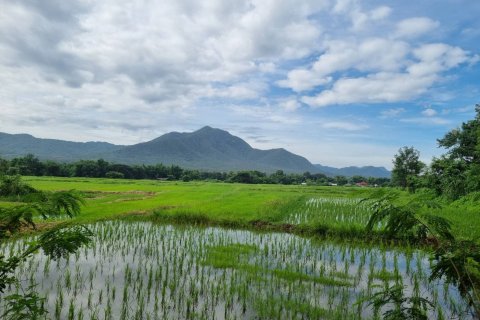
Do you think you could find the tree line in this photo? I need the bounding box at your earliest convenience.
[391,104,480,199]
[0,155,390,186]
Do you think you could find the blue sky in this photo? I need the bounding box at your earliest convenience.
[0,0,478,168]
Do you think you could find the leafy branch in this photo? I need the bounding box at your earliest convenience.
[364,195,480,317]
[0,176,92,318]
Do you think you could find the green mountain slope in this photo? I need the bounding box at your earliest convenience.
[0,127,390,176]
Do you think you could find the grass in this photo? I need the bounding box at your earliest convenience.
[0,176,473,240]
[21,176,374,224]
[1,176,478,318]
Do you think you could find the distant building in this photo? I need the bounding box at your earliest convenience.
[355,181,368,187]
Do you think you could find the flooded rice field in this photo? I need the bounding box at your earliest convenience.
[1,221,473,319]
[286,197,375,227]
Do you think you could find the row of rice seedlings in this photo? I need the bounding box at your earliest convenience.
[0,221,474,319]
[286,197,377,227]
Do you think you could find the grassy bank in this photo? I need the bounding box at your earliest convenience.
[2,176,479,240]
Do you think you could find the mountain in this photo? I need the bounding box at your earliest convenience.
[0,127,390,177]
[0,132,123,162]
[109,126,317,172]
[314,164,391,178]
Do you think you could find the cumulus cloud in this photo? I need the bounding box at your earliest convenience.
[313,38,409,75]
[302,72,436,107]
[277,69,331,92]
[395,17,440,39]
[300,43,474,107]
[421,108,437,117]
[332,0,391,31]
[278,38,410,93]
[0,0,328,141]
[278,98,302,112]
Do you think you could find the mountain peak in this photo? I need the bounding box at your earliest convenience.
[195,126,227,135]
[197,125,214,131]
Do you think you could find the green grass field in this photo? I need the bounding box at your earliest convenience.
[1,176,479,318]
[9,176,478,240]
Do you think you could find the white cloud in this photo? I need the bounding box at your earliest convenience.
[312,38,410,75]
[0,0,477,169]
[277,69,331,92]
[332,0,391,31]
[278,38,410,92]
[381,108,406,118]
[258,62,276,73]
[322,121,369,131]
[370,6,392,21]
[0,0,330,142]
[302,72,436,107]
[400,117,450,125]
[301,43,474,108]
[421,108,437,117]
[229,105,302,125]
[278,98,301,112]
[395,17,440,39]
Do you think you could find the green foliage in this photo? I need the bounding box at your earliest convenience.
[427,157,468,199]
[36,224,93,260]
[430,240,480,312]
[391,146,425,192]
[105,171,125,179]
[424,104,480,199]
[0,176,91,319]
[0,175,38,197]
[366,197,453,243]
[437,104,480,163]
[364,284,433,320]
[1,286,47,320]
[0,205,36,237]
[40,190,85,218]
[0,256,21,293]
[365,191,480,317]
[0,154,391,186]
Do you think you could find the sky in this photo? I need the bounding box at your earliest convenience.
[0,0,479,169]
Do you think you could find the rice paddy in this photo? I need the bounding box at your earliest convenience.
[285,197,374,227]
[1,221,473,319]
[1,176,479,318]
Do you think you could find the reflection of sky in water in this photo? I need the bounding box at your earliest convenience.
[1,221,473,319]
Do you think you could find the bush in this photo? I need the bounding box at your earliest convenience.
[0,175,38,197]
[105,171,124,179]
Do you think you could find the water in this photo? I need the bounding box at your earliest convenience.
[1,221,473,319]
[286,197,375,226]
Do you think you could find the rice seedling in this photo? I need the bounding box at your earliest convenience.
[285,197,376,229]
[0,221,474,319]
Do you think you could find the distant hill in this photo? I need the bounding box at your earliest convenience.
[0,127,390,177]
[0,132,123,162]
[314,164,391,178]
[108,126,317,173]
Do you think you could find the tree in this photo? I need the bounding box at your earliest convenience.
[437,104,480,164]
[10,154,44,176]
[105,171,125,179]
[0,176,92,318]
[427,104,480,198]
[391,147,425,192]
[335,175,348,186]
[0,158,8,175]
